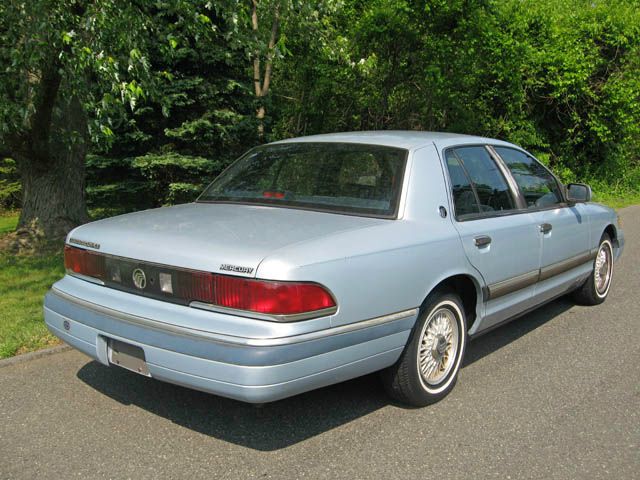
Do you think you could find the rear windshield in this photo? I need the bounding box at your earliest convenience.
[197,142,408,218]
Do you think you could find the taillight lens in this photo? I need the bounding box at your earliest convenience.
[64,245,106,280]
[212,275,335,315]
[174,270,215,304]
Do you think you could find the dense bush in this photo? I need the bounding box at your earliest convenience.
[272,0,640,197]
[86,153,224,216]
[0,158,20,210]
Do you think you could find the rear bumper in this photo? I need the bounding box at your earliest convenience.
[44,280,415,403]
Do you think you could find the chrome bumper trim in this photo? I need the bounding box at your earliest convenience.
[49,287,418,347]
[67,271,105,286]
[190,302,338,322]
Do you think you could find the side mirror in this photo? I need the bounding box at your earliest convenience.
[566,183,592,203]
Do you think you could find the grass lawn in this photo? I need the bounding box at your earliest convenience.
[0,249,64,358]
[0,212,18,235]
[593,192,640,209]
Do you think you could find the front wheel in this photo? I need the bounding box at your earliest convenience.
[382,290,467,407]
[573,234,614,306]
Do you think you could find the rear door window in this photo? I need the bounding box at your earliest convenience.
[445,146,516,219]
[445,151,480,218]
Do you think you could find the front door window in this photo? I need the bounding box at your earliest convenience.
[494,147,563,209]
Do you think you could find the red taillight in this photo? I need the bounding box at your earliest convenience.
[174,270,215,304]
[263,191,285,199]
[212,275,335,315]
[64,245,106,280]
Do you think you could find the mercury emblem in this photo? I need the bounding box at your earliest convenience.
[132,268,147,290]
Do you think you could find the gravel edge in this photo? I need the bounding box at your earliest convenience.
[0,344,71,369]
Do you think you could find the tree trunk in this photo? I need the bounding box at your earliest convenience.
[256,105,266,139]
[16,96,89,239]
[18,151,88,239]
[251,0,280,140]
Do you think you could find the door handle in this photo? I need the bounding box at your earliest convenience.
[539,223,552,234]
[474,235,492,248]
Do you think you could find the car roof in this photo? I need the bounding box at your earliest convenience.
[270,130,517,151]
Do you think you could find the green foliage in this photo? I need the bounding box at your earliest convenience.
[0,159,20,210]
[86,153,223,214]
[85,1,256,212]
[1,0,639,222]
[271,0,640,198]
[132,153,221,205]
[0,0,157,147]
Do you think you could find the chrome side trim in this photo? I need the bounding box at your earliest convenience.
[487,250,596,300]
[190,302,338,322]
[487,270,539,300]
[49,287,417,347]
[539,251,595,282]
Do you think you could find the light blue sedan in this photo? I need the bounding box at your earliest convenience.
[44,131,624,406]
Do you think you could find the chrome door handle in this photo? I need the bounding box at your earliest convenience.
[539,223,552,234]
[474,235,492,247]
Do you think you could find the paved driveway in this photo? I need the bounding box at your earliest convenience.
[1,206,639,479]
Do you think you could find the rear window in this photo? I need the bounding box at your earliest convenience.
[198,143,408,218]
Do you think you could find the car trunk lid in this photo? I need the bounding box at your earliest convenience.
[67,202,382,276]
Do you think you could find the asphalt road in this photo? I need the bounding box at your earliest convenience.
[2,206,639,480]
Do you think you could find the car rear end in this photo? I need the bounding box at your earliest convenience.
[44,140,417,402]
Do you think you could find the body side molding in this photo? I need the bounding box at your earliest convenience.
[486,250,596,300]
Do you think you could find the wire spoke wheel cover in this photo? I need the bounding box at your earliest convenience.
[594,241,613,297]
[417,304,460,386]
[382,292,467,405]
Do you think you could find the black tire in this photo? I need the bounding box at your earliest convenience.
[382,289,467,407]
[573,234,614,306]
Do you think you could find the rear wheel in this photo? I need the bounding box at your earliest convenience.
[382,290,467,407]
[573,234,614,305]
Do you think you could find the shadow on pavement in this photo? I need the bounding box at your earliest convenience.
[77,296,574,451]
[463,296,575,367]
[77,363,390,451]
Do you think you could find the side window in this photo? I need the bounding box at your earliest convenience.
[445,150,480,218]
[494,147,563,209]
[446,146,516,218]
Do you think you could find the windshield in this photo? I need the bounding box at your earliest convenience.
[198,142,408,218]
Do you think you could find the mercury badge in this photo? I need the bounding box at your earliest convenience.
[220,264,254,274]
[69,237,101,249]
[132,268,147,290]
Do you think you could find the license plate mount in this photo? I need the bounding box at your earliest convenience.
[108,338,151,377]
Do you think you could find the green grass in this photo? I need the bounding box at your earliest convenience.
[593,192,640,209]
[0,212,18,234]
[0,250,65,358]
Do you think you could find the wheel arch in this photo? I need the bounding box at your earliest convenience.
[423,273,484,333]
[603,224,617,246]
